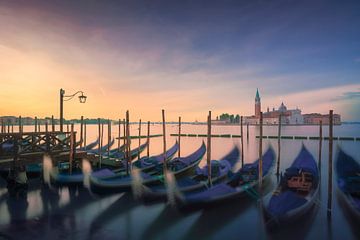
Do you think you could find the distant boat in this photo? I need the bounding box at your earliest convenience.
[336,148,360,219]
[263,145,319,223]
[90,142,206,194]
[175,146,275,210]
[139,145,240,202]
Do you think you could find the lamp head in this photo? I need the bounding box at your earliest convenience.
[79,93,87,103]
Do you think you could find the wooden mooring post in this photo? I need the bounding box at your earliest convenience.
[318,120,323,177]
[327,110,333,218]
[162,110,167,171]
[126,111,131,175]
[84,120,87,149]
[117,119,121,152]
[107,119,111,158]
[19,116,22,134]
[240,116,244,167]
[123,118,126,146]
[247,122,249,142]
[34,117,38,132]
[80,116,84,148]
[178,116,181,159]
[45,122,50,152]
[147,121,150,158]
[51,115,55,132]
[276,114,282,176]
[138,119,141,160]
[69,123,75,174]
[207,111,212,187]
[259,112,263,190]
[97,118,101,167]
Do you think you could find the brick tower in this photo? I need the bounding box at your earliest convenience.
[255,88,261,118]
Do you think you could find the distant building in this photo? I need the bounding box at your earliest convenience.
[245,89,304,125]
[303,113,341,125]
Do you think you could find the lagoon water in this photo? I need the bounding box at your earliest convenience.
[0,123,359,240]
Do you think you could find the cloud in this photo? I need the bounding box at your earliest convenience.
[332,89,360,101]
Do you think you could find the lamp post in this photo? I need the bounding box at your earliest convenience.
[60,88,87,132]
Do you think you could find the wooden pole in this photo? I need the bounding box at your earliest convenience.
[45,122,50,152]
[80,116,84,148]
[19,116,22,133]
[84,120,87,149]
[259,112,263,189]
[240,116,244,167]
[138,119,141,160]
[276,114,282,176]
[178,116,181,159]
[34,117,38,132]
[69,123,75,174]
[107,119,111,158]
[0,119,3,133]
[11,124,14,133]
[318,120,323,176]
[126,111,131,175]
[118,119,121,152]
[98,118,101,167]
[207,111,212,187]
[51,115,55,132]
[67,123,69,132]
[162,110,167,171]
[7,122,10,133]
[327,110,333,218]
[247,122,249,142]
[123,118,126,146]
[101,122,104,159]
[147,121,150,158]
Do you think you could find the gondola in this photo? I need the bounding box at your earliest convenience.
[89,142,192,194]
[86,138,115,154]
[336,148,360,219]
[48,142,140,186]
[263,145,319,223]
[79,138,100,151]
[175,146,275,210]
[100,141,149,167]
[132,141,179,172]
[139,145,240,202]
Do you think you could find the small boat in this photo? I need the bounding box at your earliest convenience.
[86,138,115,154]
[101,141,149,167]
[139,145,240,202]
[89,142,184,194]
[263,145,319,223]
[176,146,275,210]
[132,141,179,172]
[79,138,100,151]
[336,148,360,218]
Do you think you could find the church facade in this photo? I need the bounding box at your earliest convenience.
[245,89,304,125]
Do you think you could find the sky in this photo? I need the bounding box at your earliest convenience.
[0,0,359,121]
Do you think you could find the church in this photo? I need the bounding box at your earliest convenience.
[245,89,304,125]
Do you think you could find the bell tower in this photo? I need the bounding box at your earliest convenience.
[255,88,261,118]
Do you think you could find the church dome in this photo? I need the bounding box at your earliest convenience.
[279,102,287,112]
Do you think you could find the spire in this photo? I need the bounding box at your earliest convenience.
[256,88,260,99]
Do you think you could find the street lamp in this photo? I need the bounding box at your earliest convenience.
[60,88,87,132]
